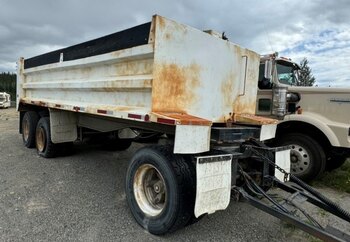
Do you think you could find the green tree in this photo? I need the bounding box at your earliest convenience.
[298,58,315,86]
[0,72,17,101]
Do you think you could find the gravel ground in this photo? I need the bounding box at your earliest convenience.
[0,107,349,241]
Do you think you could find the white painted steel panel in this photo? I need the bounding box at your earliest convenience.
[152,15,260,122]
[260,124,277,141]
[174,125,210,154]
[275,149,291,182]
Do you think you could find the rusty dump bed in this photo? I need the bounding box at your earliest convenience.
[17,15,273,127]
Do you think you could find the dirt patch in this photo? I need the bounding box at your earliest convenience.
[0,107,18,121]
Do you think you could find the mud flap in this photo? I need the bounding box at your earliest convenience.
[194,154,232,218]
[275,149,291,182]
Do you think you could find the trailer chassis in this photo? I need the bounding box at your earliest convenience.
[234,142,350,242]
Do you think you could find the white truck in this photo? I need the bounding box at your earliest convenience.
[16,16,350,240]
[0,92,11,108]
[257,53,350,181]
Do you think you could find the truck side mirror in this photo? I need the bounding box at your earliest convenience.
[264,60,273,80]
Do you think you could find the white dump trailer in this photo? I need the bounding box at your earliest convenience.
[0,92,11,108]
[17,16,350,240]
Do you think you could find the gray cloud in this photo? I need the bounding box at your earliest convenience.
[1,0,349,86]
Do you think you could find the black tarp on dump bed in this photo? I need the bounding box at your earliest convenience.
[24,22,151,69]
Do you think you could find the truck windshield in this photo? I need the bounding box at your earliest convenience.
[276,63,298,85]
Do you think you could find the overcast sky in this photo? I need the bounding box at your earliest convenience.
[1,0,349,87]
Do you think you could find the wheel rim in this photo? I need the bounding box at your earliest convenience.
[23,119,29,142]
[36,127,46,152]
[133,164,167,217]
[290,144,310,175]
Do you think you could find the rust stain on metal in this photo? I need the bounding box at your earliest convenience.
[221,72,235,107]
[152,63,200,113]
[234,113,278,125]
[157,15,166,30]
[233,96,256,115]
[152,112,211,126]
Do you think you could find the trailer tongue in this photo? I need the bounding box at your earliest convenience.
[232,141,350,242]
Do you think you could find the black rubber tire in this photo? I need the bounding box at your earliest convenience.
[277,133,326,182]
[125,145,195,235]
[326,155,348,171]
[22,111,39,148]
[35,117,58,158]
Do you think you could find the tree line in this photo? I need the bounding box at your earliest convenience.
[0,72,16,101]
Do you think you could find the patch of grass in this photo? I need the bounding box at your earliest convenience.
[313,159,350,193]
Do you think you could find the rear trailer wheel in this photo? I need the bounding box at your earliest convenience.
[35,117,58,158]
[125,146,195,235]
[22,111,39,148]
[277,133,326,182]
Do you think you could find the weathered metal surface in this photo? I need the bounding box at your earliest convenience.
[195,154,232,217]
[234,113,278,125]
[174,124,210,153]
[152,15,261,123]
[152,112,211,126]
[18,15,262,129]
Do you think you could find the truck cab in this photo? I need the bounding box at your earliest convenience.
[256,53,350,181]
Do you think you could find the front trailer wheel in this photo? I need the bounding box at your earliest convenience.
[277,133,326,182]
[125,146,195,235]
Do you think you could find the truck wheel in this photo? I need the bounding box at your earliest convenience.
[277,133,326,182]
[326,155,348,171]
[35,117,57,158]
[22,111,39,148]
[125,146,195,235]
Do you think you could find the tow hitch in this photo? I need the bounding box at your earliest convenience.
[234,141,350,242]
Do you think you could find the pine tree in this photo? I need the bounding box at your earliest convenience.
[0,72,17,100]
[298,58,315,86]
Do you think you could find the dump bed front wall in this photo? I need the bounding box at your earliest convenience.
[152,16,260,122]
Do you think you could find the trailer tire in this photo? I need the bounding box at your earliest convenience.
[125,145,195,235]
[326,155,348,171]
[277,133,326,182]
[35,117,58,158]
[22,111,39,148]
